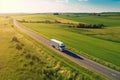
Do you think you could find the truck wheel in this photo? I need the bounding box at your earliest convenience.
[52,45,55,48]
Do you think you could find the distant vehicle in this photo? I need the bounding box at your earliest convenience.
[50,39,65,51]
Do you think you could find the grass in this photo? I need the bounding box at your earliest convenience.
[13,14,120,71]
[0,16,108,80]
[21,23,120,66]
[58,14,120,27]
[15,14,78,24]
[66,27,120,43]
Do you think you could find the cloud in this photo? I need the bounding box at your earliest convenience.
[78,0,88,2]
[55,0,69,3]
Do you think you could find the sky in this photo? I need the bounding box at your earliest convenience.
[0,0,120,13]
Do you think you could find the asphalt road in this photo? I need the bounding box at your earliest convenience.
[13,19,120,80]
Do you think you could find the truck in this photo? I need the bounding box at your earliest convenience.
[50,39,65,51]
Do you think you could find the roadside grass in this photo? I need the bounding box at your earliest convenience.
[13,13,120,71]
[19,22,120,71]
[13,14,120,71]
[0,16,108,80]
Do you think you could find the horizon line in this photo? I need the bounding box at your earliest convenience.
[0,11,120,14]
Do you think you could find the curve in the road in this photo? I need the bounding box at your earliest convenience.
[13,19,120,80]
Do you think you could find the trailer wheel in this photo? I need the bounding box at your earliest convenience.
[52,45,55,48]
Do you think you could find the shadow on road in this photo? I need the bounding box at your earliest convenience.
[63,50,84,60]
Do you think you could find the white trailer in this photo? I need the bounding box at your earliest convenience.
[50,39,65,51]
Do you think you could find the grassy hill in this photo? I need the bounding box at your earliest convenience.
[0,16,107,80]
[13,14,120,71]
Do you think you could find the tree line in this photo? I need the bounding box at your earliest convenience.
[18,19,61,24]
[69,23,105,29]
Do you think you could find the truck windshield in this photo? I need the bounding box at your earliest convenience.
[60,46,65,48]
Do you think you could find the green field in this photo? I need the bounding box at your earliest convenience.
[58,14,120,27]
[58,14,120,42]
[14,14,120,71]
[66,26,120,43]
[0,16,108,80]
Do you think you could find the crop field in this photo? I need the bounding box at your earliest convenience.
[15,14,78,24]
[0,16,108,80]
[58,14,120,27]
[14,14,120,71]
[58,14,120,42]
[66,26,120,43]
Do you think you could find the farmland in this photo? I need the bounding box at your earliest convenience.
[58,14,120,42]
[58,14,120,27]
[0,16,108,80]
[14,14,120,71]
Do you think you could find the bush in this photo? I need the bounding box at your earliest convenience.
[11,25,14,27]
[29,61,34,66]
[53,13,59,15]
[11,36,19,42]
[76,23,105,29]
[32,55,40,62]
[25,54,31,59]
[16,44,22,50]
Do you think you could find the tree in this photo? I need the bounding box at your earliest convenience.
[53,13,59,15]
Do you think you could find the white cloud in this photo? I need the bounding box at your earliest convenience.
[0,0,119,13]
[55,0,69,3]
[78,0,88,2]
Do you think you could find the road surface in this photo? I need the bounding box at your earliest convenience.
[13,19,120,80]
